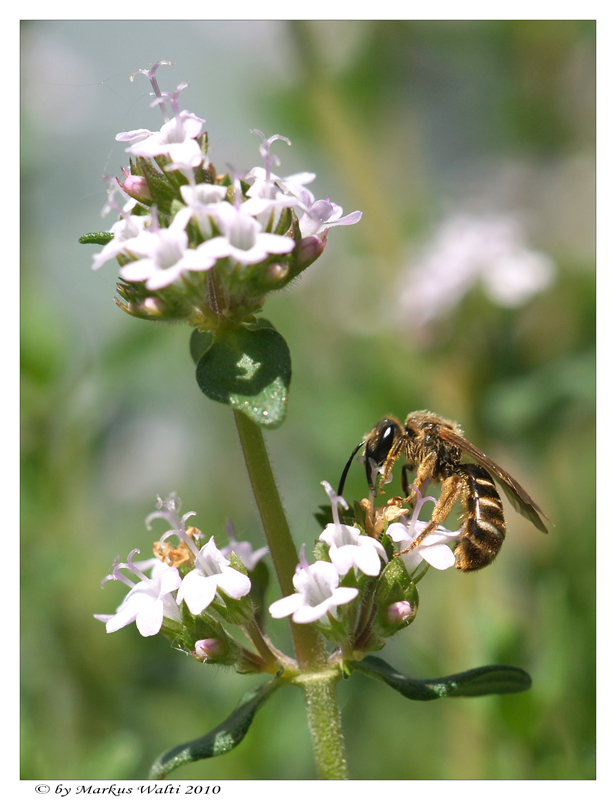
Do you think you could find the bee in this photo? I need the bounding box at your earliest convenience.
[339,411,551,572]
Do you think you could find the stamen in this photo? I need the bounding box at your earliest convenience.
[250,130,291,183]
[298,543,310,573]
[154,83,189,142]
[100,176,126,218]
[321,480,348,529]
[148,497,200,561]
[131,61,173,123]
[101,556,136,590]
[226,164,248,209]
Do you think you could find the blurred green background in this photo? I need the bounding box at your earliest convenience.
[21,20,595,780]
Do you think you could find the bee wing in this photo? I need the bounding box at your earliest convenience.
[439,427,552,533]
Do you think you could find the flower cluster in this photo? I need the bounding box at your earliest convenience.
[95,494,268,668]
[97,479,460,663]
[88,62,361,328]
[268,480,460,649]
[397,212,555,334]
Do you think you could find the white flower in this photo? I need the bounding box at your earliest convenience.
[145,492,196,537]
[120,214,216,290]
[197,198,295,266]
[242,132,301,230]
[116,82,205,168]
[319,481,387,577]
[220,519,268,572]
[175,183,229,239]
[398,213,555,330]
[244,180,299,231]
[176,536,252,616]
[244,132,362,239]
[145,494,251,617]
[95,549,182,637]
[246,166,317,200]
[269,546,359,624]
[296,190,362,238]
[92,212,150,272]
[387,489,460,574]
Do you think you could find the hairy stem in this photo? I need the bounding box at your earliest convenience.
[296,670,348,780]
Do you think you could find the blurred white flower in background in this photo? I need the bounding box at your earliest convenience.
[397,213,556,331]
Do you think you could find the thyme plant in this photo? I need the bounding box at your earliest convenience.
[83,62,532,780]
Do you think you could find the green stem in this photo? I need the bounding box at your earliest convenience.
[233,411,349,778]
[243,619,290,673]
[296,670,349,780]
[233,410,327,670]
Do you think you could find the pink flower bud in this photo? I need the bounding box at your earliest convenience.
[118,170,152,203]
[141,297,165,316]
[296,234,327,270]
[264,263,289,284]
[385,600,417,626]
[194,638,224,661]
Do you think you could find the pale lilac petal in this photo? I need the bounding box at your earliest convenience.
[141,265,183,290]
[293,586,358,624]
[418,543,456,570]
[176,571,218,615]
[328,546,356,576]
[221,541,269,571]
[330,587,360,606]
[105,602,140,633]
[135,598,164,637]
[387,522,411,544]
[269,593,305,619]
[216,569,252,600]
[115,128,153,144]
[197,236,235,259]
[398,549,424,574]
[179,245,217,273]
[350,544,382,576]
[119,259,158,283]
[159,567,183,594]
[326,210,362,228]
[292,600,334,624]
[293,560,339,595]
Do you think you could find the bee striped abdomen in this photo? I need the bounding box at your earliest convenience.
[454,464,506,572]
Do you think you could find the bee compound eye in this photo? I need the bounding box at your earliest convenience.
[369,420,399,465]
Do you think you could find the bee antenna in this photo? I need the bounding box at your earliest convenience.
[337,440,365,497]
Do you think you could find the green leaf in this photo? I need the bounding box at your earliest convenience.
[349,655,531,700]
[189,329,215,365]
[148,678,281,779]
[79,232,113,246]
[195,324,291,429]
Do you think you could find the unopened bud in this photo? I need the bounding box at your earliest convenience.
[141,297,165,316]
[194,638,224,661]
[296,234,326,270]
[384,600,417,626]
[265,263,289,284]
[118,170,152,203]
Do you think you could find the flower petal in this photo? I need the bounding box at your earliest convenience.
[419,543,456,570]
[135,598,164,637]
[216,568,252,600]
[176,571,218,615]
[269,593,305,619]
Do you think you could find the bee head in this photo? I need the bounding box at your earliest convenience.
[364,417,404,490]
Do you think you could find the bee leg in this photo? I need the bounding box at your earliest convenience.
[396,474,465,557]
[401,464,414,495]
[401,466,433,514]
[379,435,407,491]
